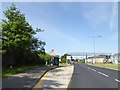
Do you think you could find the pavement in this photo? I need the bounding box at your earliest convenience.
[33,64,74,89]
[68,63,120,88]
[2,65,58,89]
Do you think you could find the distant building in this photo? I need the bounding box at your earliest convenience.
[66,55,72,60]
[86,57,93,63]
[86,55,110,63]
[67,53,87,63]
[95,55,110,63]
[66,55,73,64]
[110,53,120,64]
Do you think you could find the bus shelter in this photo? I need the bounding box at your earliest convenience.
[49,49,59,66]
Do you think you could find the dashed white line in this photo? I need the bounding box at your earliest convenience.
[91,69,96,72]
[115,79,120,83]
[87,66,120,82]
[98,72,109,77]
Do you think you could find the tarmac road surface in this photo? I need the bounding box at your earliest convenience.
[68,63,120,89]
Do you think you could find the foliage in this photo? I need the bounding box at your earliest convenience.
[61,53,68,63]
[39,52,51,61]
[79,59,85,63]
[1,4,46,67]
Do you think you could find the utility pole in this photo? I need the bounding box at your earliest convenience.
[89,35,102,64]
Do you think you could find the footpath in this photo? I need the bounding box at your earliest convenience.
[33,64,74,89]
[2,65,58,89]
[2,64,74,89]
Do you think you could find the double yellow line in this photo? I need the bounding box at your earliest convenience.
[33,71,49,90]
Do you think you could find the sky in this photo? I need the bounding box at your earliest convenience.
[2,2,118,56]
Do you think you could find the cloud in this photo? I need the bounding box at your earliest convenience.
[81,3,115,30]
[59,2,118,32]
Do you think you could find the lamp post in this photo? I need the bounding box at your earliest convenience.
[89,35,102,64]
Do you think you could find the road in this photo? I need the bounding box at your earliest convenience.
[68,63,120,88]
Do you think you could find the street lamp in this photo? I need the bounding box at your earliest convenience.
[89,35,102,64]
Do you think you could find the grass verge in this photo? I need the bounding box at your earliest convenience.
[93,63,120,70]
[2,65,45,78]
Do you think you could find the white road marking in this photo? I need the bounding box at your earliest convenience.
[91,69,96,72]
[98,72,109,77]
[115,79,120,83]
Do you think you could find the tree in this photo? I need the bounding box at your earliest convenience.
[39,53,50,61]
[61,54,68,63]
[1,4,46,67]
[38,52,51,65]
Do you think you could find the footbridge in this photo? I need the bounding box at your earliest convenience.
[66,52,111,64]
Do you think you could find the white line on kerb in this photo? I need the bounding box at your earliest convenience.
[98,72,109,77]
[115,79,120,83]
[91,69,96,72]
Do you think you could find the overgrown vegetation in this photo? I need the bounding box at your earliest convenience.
[39,52,51,65]
[79,59,85,63]
[1,4,48,68]
[61,54,67,63]
[2,65,44,78]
